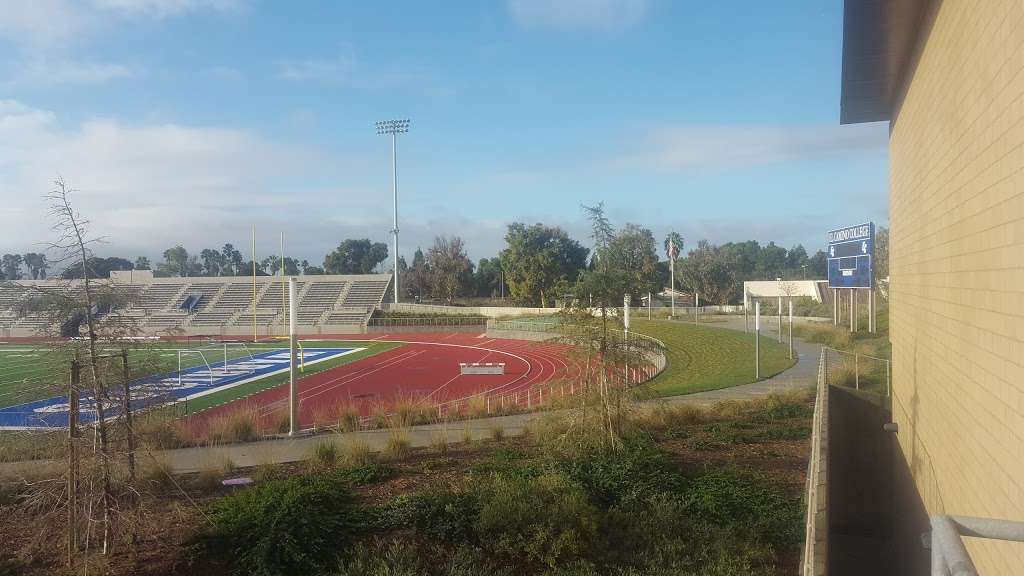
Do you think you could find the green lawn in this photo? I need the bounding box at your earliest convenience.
[630,319,795,398]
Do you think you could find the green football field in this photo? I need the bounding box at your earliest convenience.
[0,340,402,411]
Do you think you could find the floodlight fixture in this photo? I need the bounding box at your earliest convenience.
[376,119,410,135]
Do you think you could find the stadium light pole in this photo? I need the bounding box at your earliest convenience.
[376,119,410,305]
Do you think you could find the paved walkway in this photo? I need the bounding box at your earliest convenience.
[0,317,823,476]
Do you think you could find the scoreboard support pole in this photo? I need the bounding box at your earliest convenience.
[833,288,838,325]
[869,288,875,333]
[849,288,855,332]
[754,300,761,380]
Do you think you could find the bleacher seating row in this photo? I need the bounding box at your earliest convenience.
[0,273,391,336]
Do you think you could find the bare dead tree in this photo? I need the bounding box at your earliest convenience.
[45,178,115,557]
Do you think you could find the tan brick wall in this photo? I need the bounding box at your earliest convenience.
[889,0,1024,572]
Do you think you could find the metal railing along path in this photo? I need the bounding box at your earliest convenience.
[801,347,829,576]
[928,515,1024,575]
[822,346,890,396]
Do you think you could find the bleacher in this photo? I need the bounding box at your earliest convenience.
[217,282,257,310]
[323,309,370,325]
[234,309,280,327]
[343,279,390,307]
[137,283,185,311]
[0,273,392,336]
[173,282,224,311]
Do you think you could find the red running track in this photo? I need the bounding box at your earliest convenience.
[193,332,583,429]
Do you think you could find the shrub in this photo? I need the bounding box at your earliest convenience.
[342,439,377,467]
[253,462,285,484]
[135,415,192,449]
[200,474,367,576]
[206,405,259,444]
[475,473,599,570]
[310,440,340,469]
[682,469,803,551]
[548,434,684,506]
[334,539,422,575]
[469,448,540,480]
[384,429,411,460]
[489,425,505,441]
[391,395,436,427]
[430,429,449,455]
[337,405,362,433]
[335,464,389,487]
[140,458,176,492]
[765,422,812,440]
[387,490,480,542]
[748,390,813,421]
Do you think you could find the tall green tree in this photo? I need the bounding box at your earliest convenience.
[1,254,24,280]
[160,245,189,277]
[427,236,473,305]
[22,253,48,279]
[874,226,889,281]
[406,248,430,300]
[756,242,788,279]
[60,256,134,280]
[300,259,325,275]
[200,248,226,276]
[474,257,503,298]
[679,240,737,304]
[501,223,589,307]
[323,239,389,274]
[603,224,660,301]
[221,243,243,276]
[261,255,282,275]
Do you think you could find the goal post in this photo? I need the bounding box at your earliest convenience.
[176,350,215,389]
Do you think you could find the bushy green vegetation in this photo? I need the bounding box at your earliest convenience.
[360,434,801,576]
[197,466,385,576]
[189,391,811,576]
[630,319,795,397]
[200,474,365,576]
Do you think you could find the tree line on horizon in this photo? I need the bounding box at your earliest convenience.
[1,219,888,306]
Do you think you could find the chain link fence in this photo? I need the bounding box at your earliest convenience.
[367,316,487,327]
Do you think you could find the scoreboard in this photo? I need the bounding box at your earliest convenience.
[827,222,874,289]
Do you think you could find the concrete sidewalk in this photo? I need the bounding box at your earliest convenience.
[0,316,822,476]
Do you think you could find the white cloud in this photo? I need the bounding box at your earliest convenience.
[5,59,135,87]
[0,100,319,255]
[91,0,241,18]
[0,0,241,49]
[275,52,454,97]
[507,0,648,29]
[277,55,355,82]
[0,100,506,263]
[617,123,889,170]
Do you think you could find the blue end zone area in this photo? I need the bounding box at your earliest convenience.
[0,347,354,430]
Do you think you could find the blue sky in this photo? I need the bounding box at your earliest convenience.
[0,0,889,266]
